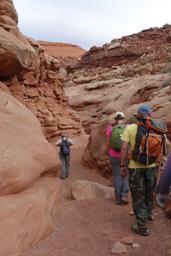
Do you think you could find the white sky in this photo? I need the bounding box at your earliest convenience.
[13,0,171,50]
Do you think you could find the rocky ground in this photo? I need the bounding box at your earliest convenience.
[23,135,171,256]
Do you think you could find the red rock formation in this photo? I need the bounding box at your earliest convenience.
[39,41,86,69]
[39,41,85,58]
[0,84,65,256]
[65,25,171,177]
[0,0,82,140]
[73,25,171,73]
[0,1,79,255]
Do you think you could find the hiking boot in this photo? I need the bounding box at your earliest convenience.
[121,195,128,204]
[132,223,149,236]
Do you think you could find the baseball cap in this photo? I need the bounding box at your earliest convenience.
[137,105,152,117]
[114,111,125,120]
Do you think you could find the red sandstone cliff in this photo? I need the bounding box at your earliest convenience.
[65,25,171,175]
[73,25,171,71]
[0,1,82,140]
[39,41,85,58]
[39,41,86,68]
[0,1,79,255]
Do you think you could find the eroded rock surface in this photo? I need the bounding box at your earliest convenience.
[0,85,64,255]
[0,88,58,195]
[0,1,72,254]
[0,177,64,256]
[65,25,171,176]
[0,0,82,139]
[74,25,171,70]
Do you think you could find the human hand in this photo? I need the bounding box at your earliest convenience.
[120,166,127,177]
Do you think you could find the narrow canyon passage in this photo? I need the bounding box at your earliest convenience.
[23,135,171,256]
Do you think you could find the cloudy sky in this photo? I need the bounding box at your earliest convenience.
[13,0,171,50]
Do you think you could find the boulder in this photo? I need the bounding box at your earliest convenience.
[0,177,64,256]
[0,89,59,195]
[0,26,37,78]
[71,180,114,200]
[83,118,112,177]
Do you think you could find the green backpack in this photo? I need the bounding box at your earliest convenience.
[110,124,125,151]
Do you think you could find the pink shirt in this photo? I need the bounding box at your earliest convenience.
[106,125,121,158]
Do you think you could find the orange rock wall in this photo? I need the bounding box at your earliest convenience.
[0,0,82,139]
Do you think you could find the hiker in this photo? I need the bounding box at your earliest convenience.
[120,104,167,236]
[56,133,73,179]
[106,112,129,205]
[156,151,171,208]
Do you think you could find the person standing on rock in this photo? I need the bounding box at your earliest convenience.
[120,104,167,236]
[106,112,129,205]
[56,133,73,179]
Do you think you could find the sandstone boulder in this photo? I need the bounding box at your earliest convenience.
[71,180,114,200]
[0,177,64,256]
[83,118,112,177]
[0,88,59,195]
[0,0,18,29]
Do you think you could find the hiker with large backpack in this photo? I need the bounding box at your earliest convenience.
[106,112,129,205]
[120,105,167,236]
[56,133,73,179]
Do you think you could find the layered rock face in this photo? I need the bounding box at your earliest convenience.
[39,41,86,70]
[65,25,171,174]
[0,86,64,256]
[0,1,74,255]
[0,0,82,140]
[74,25,171,72]
[39,41,85,58]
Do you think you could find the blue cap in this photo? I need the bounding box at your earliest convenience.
[137,105,152,117]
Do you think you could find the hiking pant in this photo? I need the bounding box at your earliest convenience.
[59,152,70,178]
[156,153,171,194]
[129,167,158,227]
[109,156,129,199]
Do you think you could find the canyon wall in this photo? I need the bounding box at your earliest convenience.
[39,41,86,69]
[0,0,82,140]
[65,25,171,175]
[0,1,72,255]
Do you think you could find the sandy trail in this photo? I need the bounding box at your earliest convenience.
[23,135,171,256]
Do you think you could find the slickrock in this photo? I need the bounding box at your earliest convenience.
[0,0,82,139]
[0,177,64,256]
[0,1,77,254]
[0,85,65,255]
[66,26,171,135]
[0,88,58,195]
